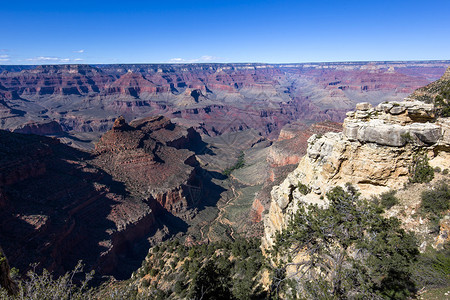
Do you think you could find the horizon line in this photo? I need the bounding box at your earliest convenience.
[1,59,450,67]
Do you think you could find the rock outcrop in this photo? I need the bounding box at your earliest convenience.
[93,115,205,218]
[263,98,450,251]
[12,120,64,135]
[249,121,342,225]
[267,121,342,167]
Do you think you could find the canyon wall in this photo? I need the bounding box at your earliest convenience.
[0,62,447,143]
[0,115,210,278]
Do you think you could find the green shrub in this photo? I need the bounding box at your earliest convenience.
[125,237,265,299]
[141,279,150,288]
[170,260,177,269]
[149,268,159,277]
[420,181,450,232]
[443,169,449,175]
[223,151,245,176]
[411,244,450,288]
[434,166,442,173]
[435,95,450,117]
[174,281,185,295]
[409,153,434,183]
[379,190,399,209]
[297,182,311,195]
[271,185,419,299]
[0,261,95,300]
[421,181,450,216]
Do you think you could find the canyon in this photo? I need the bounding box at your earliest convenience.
[0,61,449,285]
[0,61,448,146]
[0,116,217,279]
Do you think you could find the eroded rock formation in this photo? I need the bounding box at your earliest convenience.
[93,115,205,218]
[249,121,342,225]
[262,98,450,251]
[0,115,209,279]
[0,62,447,142]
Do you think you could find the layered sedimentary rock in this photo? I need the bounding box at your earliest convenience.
[0,130,130,275]
[12,120,64,135]
[0,62,447,142]
[93,115,204,218]
[249,121,342,224]
[267,121,342,167]
[0,115,208,278]
[262,98,450,251]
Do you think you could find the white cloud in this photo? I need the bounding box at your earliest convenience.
[168,55,219,63]
[25,56,82,63]
[169,58,184,63]
[0,55,9,58]
[199,55,215,61]
[26,56,60,61]
[73,49,85,53]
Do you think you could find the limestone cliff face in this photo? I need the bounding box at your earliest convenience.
[263,99,450,251]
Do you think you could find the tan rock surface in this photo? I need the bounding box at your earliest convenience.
[263,98,450,251]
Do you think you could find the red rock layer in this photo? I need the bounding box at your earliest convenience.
[93,115,204,217]
[0,62,446,139]
[267,121,343,167]
[249,121,343,223]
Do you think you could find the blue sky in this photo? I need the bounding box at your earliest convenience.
[1,0,449,64]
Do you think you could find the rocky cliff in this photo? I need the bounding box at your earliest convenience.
[93,115,205,218]
[262,97,450,251]
[249,121,342,224]
[0,115,210,279]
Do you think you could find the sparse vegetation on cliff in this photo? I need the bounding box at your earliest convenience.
[1,183,448,300]
[223,151,245,176]
[420,181,450,232]
[134,237,266,299]
[0,261,97,300]
[270,185,419,299]
[412,68,450,117]
[409,152,434,184]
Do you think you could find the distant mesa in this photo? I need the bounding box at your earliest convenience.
[0,61,447,140]
[12,120,64,135]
